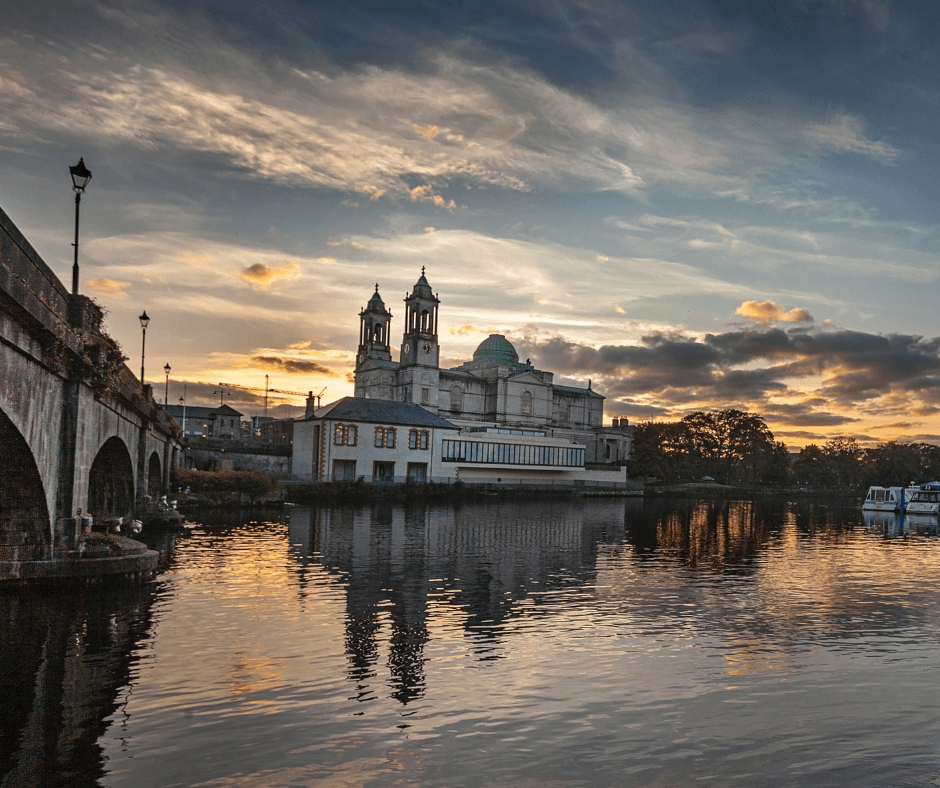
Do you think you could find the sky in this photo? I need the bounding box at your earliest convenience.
[3,0,940,448]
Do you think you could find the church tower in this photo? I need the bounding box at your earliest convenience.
[357,285,392,366]
[400,268,440,368]
[399,269,441,412]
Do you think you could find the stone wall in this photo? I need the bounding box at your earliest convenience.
[183,438,292,477]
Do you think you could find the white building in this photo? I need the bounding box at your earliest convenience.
[354,270,633,465]
[292,397,628,488]
[292,398,458,483]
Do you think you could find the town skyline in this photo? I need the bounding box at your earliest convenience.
[4,0,940,448]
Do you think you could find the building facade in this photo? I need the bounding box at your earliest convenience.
[353,270,632,465]
[292,398,459,483]
[164,403,245,440]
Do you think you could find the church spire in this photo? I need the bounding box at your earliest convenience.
[357,283,392,366]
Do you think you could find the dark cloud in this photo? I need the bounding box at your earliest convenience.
[251,356,337,376]
[515,326,940,422]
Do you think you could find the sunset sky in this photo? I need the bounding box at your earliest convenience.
[3,0,940,447]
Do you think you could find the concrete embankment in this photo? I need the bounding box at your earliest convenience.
[0,536,159,587]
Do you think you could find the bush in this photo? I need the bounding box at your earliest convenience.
[171,468,279,497]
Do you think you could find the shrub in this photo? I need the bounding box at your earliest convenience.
[171,468,279,497]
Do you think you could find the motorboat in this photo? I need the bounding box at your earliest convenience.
[904,481,940,515]
[862,486,908,512]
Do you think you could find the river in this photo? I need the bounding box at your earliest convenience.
[2,497,940,787]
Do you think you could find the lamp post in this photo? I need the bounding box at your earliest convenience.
[164,362,171,405]
[179,391,187,435]
[139,311,150,385]
[68,158,92,296]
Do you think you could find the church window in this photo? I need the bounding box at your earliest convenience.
[373,324,383,342]
[420,309,430,331]
[449,385,463,411]
[521,391,533,416]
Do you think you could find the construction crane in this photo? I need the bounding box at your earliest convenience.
[221,378,326,418]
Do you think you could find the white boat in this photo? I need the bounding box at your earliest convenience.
[901,481,940,515]
[862,486,908,512]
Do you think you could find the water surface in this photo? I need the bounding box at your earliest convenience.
[3,497,940,787]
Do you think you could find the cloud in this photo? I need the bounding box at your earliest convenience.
[410,185,457,211]
[86,278,130,298]
[736,300,814,325]
[0,9,898,211]
[412,123,439,139]
[239,261,303,290]
[359,185,386,201]
[804,113,898,163]
[327,238,365,250]
[251,356,338,376]
[511,325,940,430]
[424,227,436,233]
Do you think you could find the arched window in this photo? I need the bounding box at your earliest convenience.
[521,390,533,416]
[450,385,463,411]
[373,323,383,342]
[420,309,430,331]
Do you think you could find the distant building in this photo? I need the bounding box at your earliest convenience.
[292,396,629,488]
[163,403,245,440]
[292,397,458,483]
[259,418,295,446]
[353,270,632,464]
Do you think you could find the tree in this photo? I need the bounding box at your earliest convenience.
[793,444,826,486]
[821,436,863,488]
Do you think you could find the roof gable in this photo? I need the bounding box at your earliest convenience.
[309,397,458,429]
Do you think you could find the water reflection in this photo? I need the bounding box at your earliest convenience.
[287,497,940,711]
[5,497,940,788]
[863,509,940,537]
[0,584,155,788]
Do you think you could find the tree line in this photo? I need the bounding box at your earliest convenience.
[629,409,940,490]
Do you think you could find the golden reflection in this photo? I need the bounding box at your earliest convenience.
[225,650,284,697]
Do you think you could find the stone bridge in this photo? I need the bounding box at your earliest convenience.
[0,206,182,562]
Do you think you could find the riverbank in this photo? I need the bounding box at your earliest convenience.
[0,535,159,587]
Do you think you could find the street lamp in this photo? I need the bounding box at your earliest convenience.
[68,158,92,296]
[139,311,150,385]
[164,362,171,404]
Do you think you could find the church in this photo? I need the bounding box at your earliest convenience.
[353,270,632,465]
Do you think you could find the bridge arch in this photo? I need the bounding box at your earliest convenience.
[148,451,162,498]
[0,408,51,559]
[87,437,135,525]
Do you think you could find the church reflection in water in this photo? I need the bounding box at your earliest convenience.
[286,497,797,706]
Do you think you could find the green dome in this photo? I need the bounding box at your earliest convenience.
[473,334,518,366]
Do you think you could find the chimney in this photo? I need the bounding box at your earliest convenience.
[305,391,316,418]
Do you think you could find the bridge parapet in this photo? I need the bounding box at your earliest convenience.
[1,204,182,572]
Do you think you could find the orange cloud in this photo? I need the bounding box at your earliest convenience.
[86,278,130,298]
[412,123,439,139]
[239,260,302,290]
[359,185,386,201]
[410,184,457,211]
[736,300,813,325]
